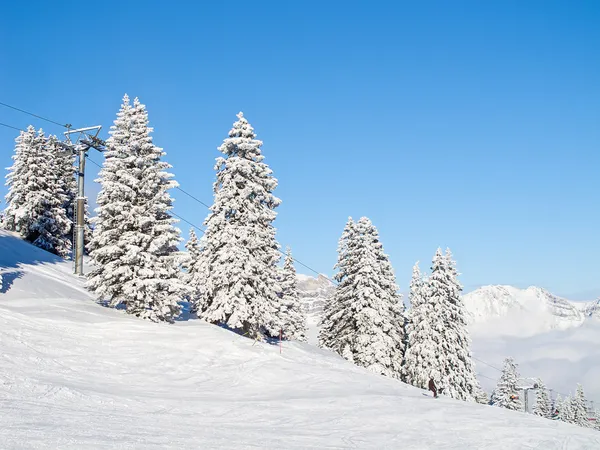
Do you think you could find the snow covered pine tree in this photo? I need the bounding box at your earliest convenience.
[533,378,552,419]
[571,384,591,428]
[404,248,483,401]
[200,112,282,339]
[319,217,405,379]
[403,261,438,388]
[183,228,206,313]
[439,248,483,401]
[490,357,523,411]
[279,247,307,341]
[88,95,185,323]
[319,217,355,352]
[3,126,71,256]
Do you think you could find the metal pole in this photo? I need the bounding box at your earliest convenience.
[74,147,86,276]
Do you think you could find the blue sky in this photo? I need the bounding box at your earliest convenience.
[1,0,599,299]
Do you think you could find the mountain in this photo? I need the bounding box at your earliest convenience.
[463,285,587,336]
[296,273,335,323]
[580,298,600,319]
[2,230,598,448]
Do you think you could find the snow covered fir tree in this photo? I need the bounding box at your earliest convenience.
[278,247,307,341]
[182,228,206,313]
[403,248,483,401]
[533,379,551,418]
[199,112,282,339]
[2,126,72,257]
[87,94,186,323]
[572,384,591,427]
[490,357,523,411]
[319,217,405,379]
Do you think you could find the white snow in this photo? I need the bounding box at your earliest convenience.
[1,229,599,449]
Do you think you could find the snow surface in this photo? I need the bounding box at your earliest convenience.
[1,230,599,449]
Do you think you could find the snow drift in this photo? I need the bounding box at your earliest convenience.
[1,230,599,449]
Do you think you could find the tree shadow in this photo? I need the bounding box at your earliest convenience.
[0,270,24,294]
[0,232,64,271]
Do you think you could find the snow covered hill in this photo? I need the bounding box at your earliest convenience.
[1,230,599,449]
[463,285,587,336]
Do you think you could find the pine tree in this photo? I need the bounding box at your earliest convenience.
[319,217,405,379]
[490,357,523,411]
[3,127,71,256]
[474,386,489,405]
[439,248,483,401]
[560,395,575,423]
[183,228,205,313]
[403,261,439,387]
[554,394,564,420]
[52,133,77,255]
[572,384,590,427]
[3,126,37,234]
[88,95,185,323]
[200,112,282,338]
[279,247,307,341]
[319,217,355,351]
[404,248,482,401]
[533,378,551,418]
[38,135,73,257]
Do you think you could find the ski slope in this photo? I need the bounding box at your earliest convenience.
[1,230,599,449]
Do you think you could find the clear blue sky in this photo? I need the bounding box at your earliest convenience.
[1,0,599,299]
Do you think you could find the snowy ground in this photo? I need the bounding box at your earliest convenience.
[1,230,599,449]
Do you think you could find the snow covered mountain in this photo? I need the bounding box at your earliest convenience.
[580,298,600,319]
[296,273,335,322]
[3,230,598,448]
[463,285,587,336]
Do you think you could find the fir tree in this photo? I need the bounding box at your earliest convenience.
[3,127,71,256]
[52,133,77,255]
[200,112,282,338]
[279,247,307,341]
[560,395,575,423]
[490,357,523,411]
[319,217,355,351]
[474,386,489,405]
[404,249,482,401]
[439,248,483,401]
[533,378,551,418]
[319,217,405,379]
[572,384,590,427]
[183,228,205,313]
[403,261,440,387]
[88,95,185,323]
[554,394,564,419]
[3,126,38,234]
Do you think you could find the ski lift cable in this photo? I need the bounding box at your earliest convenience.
[0,101,70,128]
[472,356,503,373]
[0,121,24,132]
